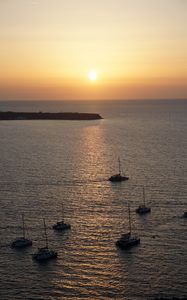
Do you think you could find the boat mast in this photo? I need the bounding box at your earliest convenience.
[43,218,48,249]
[118,157,121,175]
[22,213,25,238]
[62,204,64,221]
[128,203,131,234]
[143,187,145,206]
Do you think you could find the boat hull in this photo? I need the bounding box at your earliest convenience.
[136,207,151,214]
[52,222,71,231]
[109,175,129,182]
[116,238,140,249]
[32,248,58,261]
[11,238,32,248]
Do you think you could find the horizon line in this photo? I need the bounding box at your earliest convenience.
[0,98,187,102]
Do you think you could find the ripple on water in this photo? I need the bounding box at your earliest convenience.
[0,100,187,299]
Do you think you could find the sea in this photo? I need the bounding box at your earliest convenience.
[0,99,187,300]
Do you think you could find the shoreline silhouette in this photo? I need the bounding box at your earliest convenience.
[0,111,103,121]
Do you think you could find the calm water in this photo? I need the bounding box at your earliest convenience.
[0,100,187,300]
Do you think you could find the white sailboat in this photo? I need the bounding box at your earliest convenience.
[33,218,57,261]
[11,214,32,248]
[116,203,140,249]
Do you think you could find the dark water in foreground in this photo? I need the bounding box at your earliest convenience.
[0,100,187,300]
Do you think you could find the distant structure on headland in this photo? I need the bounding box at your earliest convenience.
[0,111,103,121]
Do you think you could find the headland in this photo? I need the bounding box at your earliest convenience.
[0,111,103,121]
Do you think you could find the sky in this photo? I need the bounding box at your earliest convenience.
[0,0,187,100]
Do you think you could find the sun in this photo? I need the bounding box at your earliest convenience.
[88,70,97,81]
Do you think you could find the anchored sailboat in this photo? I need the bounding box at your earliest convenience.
[116,203,140,249]
[52,205,71,231]
[136,187,151,214]
[33,218,57,261]
[11,214,32,248]
[109,158,129,182]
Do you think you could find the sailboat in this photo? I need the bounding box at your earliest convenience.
[11,214,32,248]
[116,203,140,249]
[32,218,57,261]
[136,187,151,214]
[52,205,71,231]
[109,158,129,182]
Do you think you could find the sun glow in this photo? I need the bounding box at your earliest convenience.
[88,70,97,81]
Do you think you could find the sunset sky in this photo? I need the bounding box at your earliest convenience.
[0,0,187,100]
